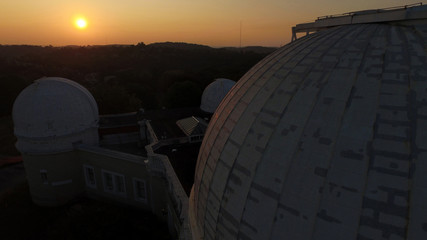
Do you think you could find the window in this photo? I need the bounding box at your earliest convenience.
[83,165,96,188]
[115,175,125,193]
[40,169,48,184]
[102,170,126,196]
[133,178,147,202]
[104,172,114,191]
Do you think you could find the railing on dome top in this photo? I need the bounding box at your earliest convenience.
[291,2,424,42]
[317,2,422,20]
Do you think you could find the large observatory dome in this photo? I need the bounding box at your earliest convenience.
[190,16,427,240]
[13,77,99,154]
[200,78,235,113]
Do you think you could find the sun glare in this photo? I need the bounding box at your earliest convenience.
[75,18,87,29]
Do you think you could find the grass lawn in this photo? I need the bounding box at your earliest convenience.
[0,182,171,240]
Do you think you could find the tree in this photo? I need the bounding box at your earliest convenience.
[164,81,202,108]
[90,82,142,114]
[0,75,30,116]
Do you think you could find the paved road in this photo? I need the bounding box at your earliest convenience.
[0,163,26,195]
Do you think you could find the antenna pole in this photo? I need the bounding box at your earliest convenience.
[239,21,242,49]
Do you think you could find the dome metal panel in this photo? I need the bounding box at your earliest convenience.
[200,78,236,113]
[12,77,99,153]
[190,22,427,240]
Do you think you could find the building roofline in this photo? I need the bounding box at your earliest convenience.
[291,3,427,41]
[76,144,147,164]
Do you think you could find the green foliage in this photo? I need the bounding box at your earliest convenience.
[0,116,19,155]
[158,69,195,92]
[0,43,276,115]
[0,75,30,117]
[165,80,202,108]
[90,81,142,114]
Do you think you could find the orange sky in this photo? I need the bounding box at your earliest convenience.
[0,0,424,47]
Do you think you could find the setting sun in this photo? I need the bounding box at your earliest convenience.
[75,18,87,29]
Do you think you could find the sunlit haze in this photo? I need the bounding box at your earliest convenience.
[0,0,424,47]
[75,18,87,29]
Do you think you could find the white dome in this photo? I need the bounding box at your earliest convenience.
[190,22,427,240]
[13,77,99,154]
[200,78,235,113]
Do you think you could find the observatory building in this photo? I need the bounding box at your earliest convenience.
[13,78,100,206]
[12,76,232,236]
[12,3,427,240]
[200,78,236,114]
[189,3,427,240]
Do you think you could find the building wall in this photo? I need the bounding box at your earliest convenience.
[145,140,190,236]
[22,144,184,236]
[76,148,168,217]
[22,151,84,206]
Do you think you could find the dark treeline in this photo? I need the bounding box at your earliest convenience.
[0,42,276,115]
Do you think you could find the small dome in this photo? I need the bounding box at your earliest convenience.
[190,23,427,240]
[200,78,235,113]
[13,77,99,154]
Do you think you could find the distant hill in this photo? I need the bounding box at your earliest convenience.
[145,42,278,54]
[146,42,213,51]
[220,46,278,54]
[0,42,278,56]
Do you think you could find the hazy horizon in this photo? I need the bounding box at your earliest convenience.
[0,41,280,48]
[1,1,425,47]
